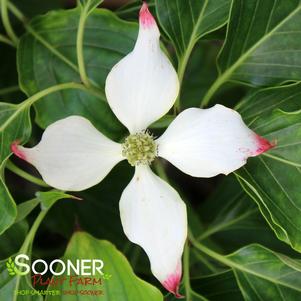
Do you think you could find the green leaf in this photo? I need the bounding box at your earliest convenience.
[15,190,73,223]
[0,221,28,260]
[155,0,231,58]
[218,0,301,86]
[237,82,301,123]
[227,245,301,300]
[191,270,243,301]
[194,242,301,301]
[199,176,296,255]
[46,232,163,301]
[18,8,138,139]
[236,83,301,252]
[0,177,17,235]
[36,190,74,210]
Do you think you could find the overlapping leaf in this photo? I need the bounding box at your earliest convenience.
[237,83,301,252]
[156,0,231,58]
[218,0,301,86]
[192,244,301,301]
[228,245,301,300]
[199,176,295,254]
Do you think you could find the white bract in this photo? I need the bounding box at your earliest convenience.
[11,3,273,297]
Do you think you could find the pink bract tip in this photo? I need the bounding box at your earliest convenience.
[139,2,156,28]
[162,265,184,299]
[11,141,27,161]
[254,134,275,155]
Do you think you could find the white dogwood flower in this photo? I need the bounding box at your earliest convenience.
[11,3,273,297]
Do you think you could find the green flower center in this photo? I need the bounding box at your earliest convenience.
[122,132,157,166]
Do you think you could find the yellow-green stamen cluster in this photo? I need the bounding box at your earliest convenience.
[122,132,157,166]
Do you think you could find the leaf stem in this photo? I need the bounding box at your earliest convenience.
[174,51,192,113]
[77,5,91,87]
[25,82,98,106]
[0,0,19,45]
[0,82,101,134]
[19,207,48,253]
[7,1,26,23]
[6,160,49,187]
[196,208,257,241]
[200,71,229,108]
[0,33,14,46]
[183,241,192,301]
[189,230,230,267]
[13,204,53,301]
[174,0,209,112]
[192,249,219,273]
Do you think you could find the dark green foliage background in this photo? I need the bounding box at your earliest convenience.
[0,0,301,300]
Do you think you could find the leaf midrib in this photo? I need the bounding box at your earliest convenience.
[218,4,301,83]
[227,256,301,291]
[195,242,301,293]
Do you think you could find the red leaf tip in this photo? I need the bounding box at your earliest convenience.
[255,134,275,155]
[162,264,184,298]
[11,141,27,161]
[139,2,156,28]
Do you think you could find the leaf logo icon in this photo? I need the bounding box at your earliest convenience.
[6,257,22,276]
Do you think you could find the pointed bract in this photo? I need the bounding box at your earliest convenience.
[119,165,187,296]
[162,261,184,298]
[139,2,156,28]
[105,2,179,133]
[12,116,123,191]
[157,105,274,178]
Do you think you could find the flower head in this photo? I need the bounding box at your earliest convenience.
[11,3,273,297]
[122,132,157,166]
